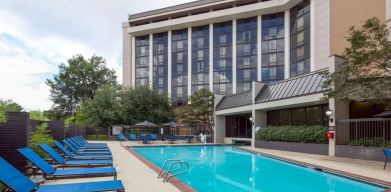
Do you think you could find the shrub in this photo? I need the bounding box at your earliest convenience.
[29,123,54,157]
[256,125,328,144]
[0,111,5,124]
[86,135,107,141]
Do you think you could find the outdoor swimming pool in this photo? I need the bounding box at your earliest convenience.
[132,145,387,192]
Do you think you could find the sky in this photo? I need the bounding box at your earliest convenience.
[0,0,193,111]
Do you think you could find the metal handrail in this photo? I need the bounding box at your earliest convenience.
[164,161,190,182]
[158,159,181,178]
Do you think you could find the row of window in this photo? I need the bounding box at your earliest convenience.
[134,1,311,102]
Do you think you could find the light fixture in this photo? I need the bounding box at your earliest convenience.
[249,117,253,122]
[325,109,333,123]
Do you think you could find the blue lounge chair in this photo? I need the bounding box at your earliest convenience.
[67,138,109,151]
[0,157,124,192]
[151,134,158,140]
[129,133,137,140]
[140,134,153,144]
[63,140,111,155]
[77,136,107,146]
[54,141,112,160]
[18,148,117,180]
[70,137,109,149]
[117,133,127,141]
[39,144,112,167]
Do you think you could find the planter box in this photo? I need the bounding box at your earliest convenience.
[335,145,385,161]
[255,140,329,155]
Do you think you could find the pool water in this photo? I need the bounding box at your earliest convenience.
[132,145,386,192]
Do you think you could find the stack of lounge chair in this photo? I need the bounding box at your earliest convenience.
[0,136,125,192]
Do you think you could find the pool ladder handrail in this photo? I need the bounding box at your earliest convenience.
[158,159,190,182]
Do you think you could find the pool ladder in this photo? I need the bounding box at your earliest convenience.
[157,159,190,182]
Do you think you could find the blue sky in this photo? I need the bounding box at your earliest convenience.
[0,0,193,111]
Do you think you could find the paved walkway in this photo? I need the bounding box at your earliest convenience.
[44,141,180,192]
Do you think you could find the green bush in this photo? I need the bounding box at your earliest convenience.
[29,123,54,158]
[86,135,107,141]
[349,137,391,147]
[256,125,328,144]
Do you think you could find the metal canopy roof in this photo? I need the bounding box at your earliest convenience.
[215,91,252,110]
[215,69,328,111]
[128,0,226,20]
[255,69,327,103]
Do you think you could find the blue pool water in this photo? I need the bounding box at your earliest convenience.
[132,145,386,192]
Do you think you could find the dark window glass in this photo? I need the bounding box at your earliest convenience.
[262,13,285,82]
[267,111,279,126]
[192,25,210,93]
[279,109,291,125]
[306,106,322,125]
[135,35,150,86]
[213,21,233,95]
[291,107,306,126]
[267,104,327,127]
[225,114,251,138]
[290,0,311,77]
[236,17,257,93]
[172,29,188,106]
[153,32,168,93]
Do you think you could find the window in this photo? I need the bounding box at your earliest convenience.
[177,41,183,50]
[197,50,204,61]
[197,62,203,71]
[197,37,204,48]
[269,40,277,51]
[243,83,251,91]
[140,57,146,65]
[297,61,304,74]
[270,67,277,79]
[219,72,227,81]
[177,64,183,73]
[177,75,183,85]
[158,44,164,53]
[297,32,304,45]
[177,87,183,96]
[219,34,227,44]
[177,52,183,63]
[297,17,304,30]
[269,54,277,64]
[158,55,164,64]
[269,27,277,37]
[220,84,226,93]
[220,47,226,57]
[243,44,251,54]
[297,46,304,59]
[158,77,164,86]
[243,70,250,80]
[140,46,146,55]
[219,59,226,69]
[243,57,251,68]
[197,73,203,83]
[242,31,251,42]
[135,35,150,87]
[158,66,164,74]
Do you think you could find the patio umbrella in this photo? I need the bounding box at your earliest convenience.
[133,121,158,134]
[162,122,179,135]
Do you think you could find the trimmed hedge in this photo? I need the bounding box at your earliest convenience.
[86,135,107,141]
[256,125,328,144]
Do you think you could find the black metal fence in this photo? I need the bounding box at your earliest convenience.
[29,120,65,141]
[336,118,391,147]
[65,125,86,138]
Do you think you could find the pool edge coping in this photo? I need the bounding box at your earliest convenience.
[123,146,196,192]
[238,146,391,192]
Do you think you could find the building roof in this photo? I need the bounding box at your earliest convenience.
[215,91,252,110]
[128,0,226,20]
[255,69,327,103]
[215,69,328,111]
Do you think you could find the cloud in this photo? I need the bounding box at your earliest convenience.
[0,0,193,111]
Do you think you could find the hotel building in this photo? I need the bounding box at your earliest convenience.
[123,0,389,151]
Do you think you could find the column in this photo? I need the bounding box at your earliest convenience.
[251,109,267,148]
[310,0,315,72]
[188,27,192,98]
[284,10,290,79]
[122,22,132,87]
[209,23,214,91]
[257,15,262,81]
[131,36,136,87]
[149,34,153,89]
[214,115,226,144]
[232,19,237,94]
[168,31,172,96]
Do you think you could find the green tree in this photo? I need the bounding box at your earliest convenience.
[323,17,391,108]
[174,88,214,134]
[65,103,90,127]
[85,85,122,129]
[119,86,173,125]
[29,123,54,157]
[0,99,23,123]
[46,55,118,118]
[29,111,49,121]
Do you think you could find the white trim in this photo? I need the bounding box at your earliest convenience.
[232,19,237,94]
[131,36,136,86]
[168,31,172,96]
[209,23,214,91]
[149,34,153,89]
[257,15,262,81]
[188,27,192,97]
[310,0,315,72]
[284,9,290,79]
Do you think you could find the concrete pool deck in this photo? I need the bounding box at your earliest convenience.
[42,141,391,191]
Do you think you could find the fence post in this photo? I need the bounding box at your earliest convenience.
[384,120,386,147]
